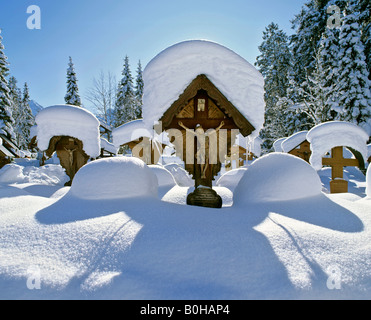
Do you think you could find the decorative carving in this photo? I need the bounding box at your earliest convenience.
[208,98,226,119]
[176,99,194,118]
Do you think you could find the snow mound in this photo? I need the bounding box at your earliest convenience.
[70,157,158,200]
[216,168,247,192]
[234,153,322,204]
[36,105,101,158]
[148,165,176,188]
[142,40,265,136]
[0,163,69,185]
[282,131,308,153]
[164,163,194,187]
[307,121,369,170]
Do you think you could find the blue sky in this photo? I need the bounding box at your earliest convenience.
[0,0,307,111]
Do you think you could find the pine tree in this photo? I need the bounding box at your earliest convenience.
[290,0,330,84]
[114,55,135,126]
[134,60,144,119]
[359,0,371,79]
[292,52,335,124]
[0,29,15,141]
[64,56,82,107]
[336,0,371,134]
[255,23,295,151]
[8,76,22,124]
[317,23,341,118]
[16,83,34,149]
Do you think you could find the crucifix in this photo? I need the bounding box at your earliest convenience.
[159,75,256,208]
[322,146,359,193]
[178,120,224,181]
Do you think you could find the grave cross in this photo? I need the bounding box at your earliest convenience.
[322,146,359,179]
[322,146,359,193]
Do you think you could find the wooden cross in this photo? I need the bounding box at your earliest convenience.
[322,146,359,193]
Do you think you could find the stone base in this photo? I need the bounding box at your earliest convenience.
[187,187,223,209]
[330,179,348,194]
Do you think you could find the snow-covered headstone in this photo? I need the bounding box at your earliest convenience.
[307,121,369,193]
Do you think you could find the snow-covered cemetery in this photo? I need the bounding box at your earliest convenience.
[0,0,370,300]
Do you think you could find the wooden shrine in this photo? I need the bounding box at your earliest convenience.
[287,140,312,163]
[0,134,19,168]
[159,74,255,208]
[45,136,89,186]
[322,146,364,193]
[225,144,247,171]
[123,137,166,165]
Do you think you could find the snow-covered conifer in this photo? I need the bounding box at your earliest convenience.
[64,56,82,107]
[114,55,135,126]
[0,29,15,141]
[336,0,371,134]
[16,82,35,149]
[134,60,144,119]
[318,25,341,118]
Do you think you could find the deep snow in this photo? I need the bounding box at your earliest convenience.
[0,155,370,300]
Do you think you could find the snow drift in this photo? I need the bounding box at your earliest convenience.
[234,153,322,203]
[70,157,158,200]
[0,163,68,185]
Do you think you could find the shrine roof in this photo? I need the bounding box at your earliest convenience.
[142,40,265,137]
[281,131,308,153]
[35,105,101,158]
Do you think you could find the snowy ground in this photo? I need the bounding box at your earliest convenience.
[0,158,370,300]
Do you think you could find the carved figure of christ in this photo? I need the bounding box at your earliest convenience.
[178,121,224,179]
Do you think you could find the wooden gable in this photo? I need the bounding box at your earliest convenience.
[287,140,312,163]
[160,74,255,136]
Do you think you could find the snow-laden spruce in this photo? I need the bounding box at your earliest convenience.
[142,40,265,136]
[64,57,82,107]
[0,29,15,141]
[35,104,101,158]
[307,121,369,171]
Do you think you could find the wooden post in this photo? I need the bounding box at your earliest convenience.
[322,146,359,193]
